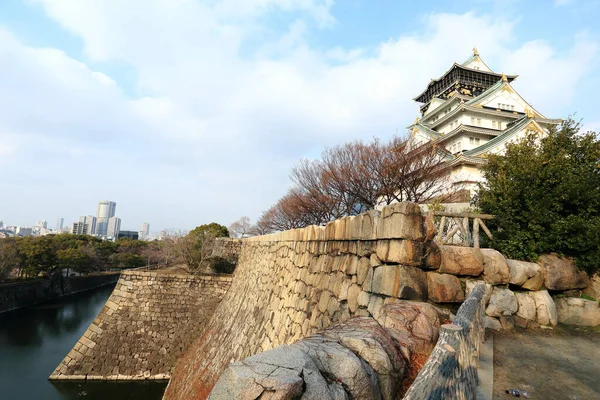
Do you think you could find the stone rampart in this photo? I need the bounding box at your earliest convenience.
[0,273,119,313]
[164,203,440,399]
[403,283,487,400]
[49,270,232,381]
[212,238,243,263]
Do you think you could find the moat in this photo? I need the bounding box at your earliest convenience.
[0,284,167,400]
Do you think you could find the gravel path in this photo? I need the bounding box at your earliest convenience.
[492,325,600,399]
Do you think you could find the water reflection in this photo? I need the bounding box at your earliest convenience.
[0,285,166,400]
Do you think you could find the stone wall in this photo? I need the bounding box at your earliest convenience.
[164,203,442,399]
[403,283,487,400]
[164,202,599,400]
[0,273,120,313]
[49,270,232,380]
[212,238,243,263]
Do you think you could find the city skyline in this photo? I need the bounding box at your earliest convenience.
[1,1,599,229]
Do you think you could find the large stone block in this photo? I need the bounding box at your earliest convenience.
[439,246,483,276]
[375,240,423,266]
[376,202,424,241]
[538,254,589,291]
[531,290,557,326]
[555,297,600,326]
[583,273,600,301]
[514,292,537,322]
[422,241,441,270]
[481,248,510,285]
[426,272,465,303]
[485,287,518,317]
[294,337,381,400]
[366,265,427,301]
[321,317,407,400]
[374,301,441,356]
[465,279,492,306]
[506,259,545,290]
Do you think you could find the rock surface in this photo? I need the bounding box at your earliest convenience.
[366,265,427,301]
[515,292,537,322]
[426,272,464,303]
[374,301,440,357]
[506,259,545,290]
[538,254,589,291]
[555,297,600,326]
[485,287,518,317]
[531,290,557,326]
[439,246,484,276]
[481,249,510,285]
[583,273,600,301]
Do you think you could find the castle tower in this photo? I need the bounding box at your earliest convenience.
[409,48,561,194]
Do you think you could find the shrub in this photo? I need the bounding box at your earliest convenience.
[476,119,600,274]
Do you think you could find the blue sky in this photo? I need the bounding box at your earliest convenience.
[1,0,599,232]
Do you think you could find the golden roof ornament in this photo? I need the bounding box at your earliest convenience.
[414,116,420,125]
[525,108,534,118]
[473,47,479,56]
[501,73,508,82]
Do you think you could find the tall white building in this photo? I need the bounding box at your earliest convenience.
[107,217,121,239]
[96,200,116,237]
[139,222,150,240]
[37,220,47,229]
[409,49,560,196]
[78,215,97,235]
[56,217,64,231]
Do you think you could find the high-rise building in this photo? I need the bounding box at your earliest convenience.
[37,220,47,229]
[56,217,64,231]
[117,230,139,240]
[78,215,97,235]
[72,222,90,235]
[139,222,150,240]
[107,217,121,239]
[96,200,116,237]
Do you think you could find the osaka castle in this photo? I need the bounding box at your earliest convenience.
[409,48,561,198]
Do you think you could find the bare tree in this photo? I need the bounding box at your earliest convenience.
[258,134,453,231]
[228,216,254,238]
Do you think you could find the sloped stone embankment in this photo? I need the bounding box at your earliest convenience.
[49,270,231,380]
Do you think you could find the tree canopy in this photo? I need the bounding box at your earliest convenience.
[476,119,600,273]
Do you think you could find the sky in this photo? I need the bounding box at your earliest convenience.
[1,0,599,233]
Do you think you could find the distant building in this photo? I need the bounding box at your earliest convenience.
[0,221,4,229]
[72,222,92,235]
[16,226,33,236]
[56,217,64,231]
[37,220,47,229]
[78,215,97,235]
[107,217,121,239]
[139,222,150,240]
[96,200,116,237]
[117,230,139,240]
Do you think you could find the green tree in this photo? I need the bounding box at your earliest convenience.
[188,223,230,238]
[17,236,58,277]
[57,247,91,275]
[175,223,229,273]
[109,252,145,269]
[0,239,20,280]
[476,119,600,273]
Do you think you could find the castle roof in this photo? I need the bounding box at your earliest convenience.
[414,51,518,104]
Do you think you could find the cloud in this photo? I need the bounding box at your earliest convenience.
[1,4,598,230]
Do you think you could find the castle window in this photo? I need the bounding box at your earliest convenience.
[492,120,497,129]
[471,117,475,125]
[476,118,482,126]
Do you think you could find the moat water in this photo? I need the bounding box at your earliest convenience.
[0,285,167,400]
